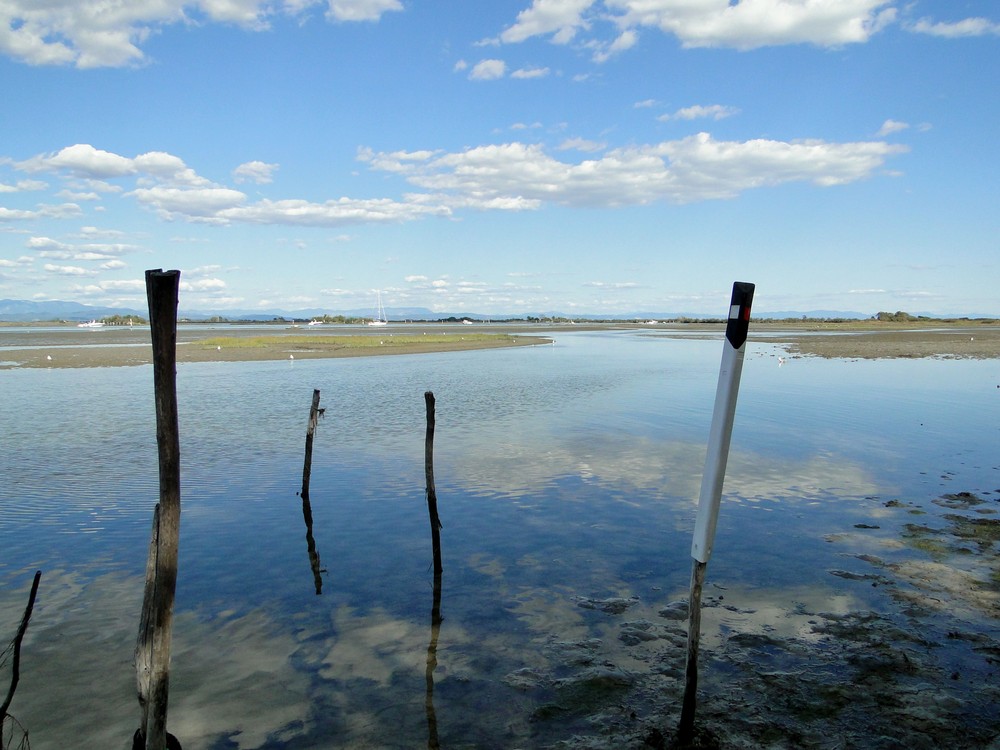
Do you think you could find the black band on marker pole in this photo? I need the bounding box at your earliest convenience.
[725,282,755,350]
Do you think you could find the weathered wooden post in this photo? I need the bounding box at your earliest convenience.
[424,391,442,575]
[300,389,323,594]
[677,282,754,743]
[135,269,182,750]
[301,389,321,498]
[423,390,443,748]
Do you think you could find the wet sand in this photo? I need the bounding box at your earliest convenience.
[751,323,1000,360]
[2,322,999,369]
[0,325,551,369]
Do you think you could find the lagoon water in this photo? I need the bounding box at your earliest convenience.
[1,329,998,748]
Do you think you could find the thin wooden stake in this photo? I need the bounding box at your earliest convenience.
[300,389,323,594]
[424,390,444,747]
[678,282,754,742]
[138,269,182,750]
[424,391,442,575]
[301,389,321,498]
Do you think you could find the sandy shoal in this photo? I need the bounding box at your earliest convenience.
[0,326,551,369]
[2,323,999,370]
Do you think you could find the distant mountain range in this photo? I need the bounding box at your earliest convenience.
[0,298,886,323]
[6,298,994,323]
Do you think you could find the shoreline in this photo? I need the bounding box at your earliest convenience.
[2,322,999,369]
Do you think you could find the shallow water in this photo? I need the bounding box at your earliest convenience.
[1,330,997,748]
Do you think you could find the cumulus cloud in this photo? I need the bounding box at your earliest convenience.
[0,178,47,192]
[326,0,403,22]
[5,133,906,230]
[511,65,550,79]
[0,203,82,221]
[469,59,507,80]
[910,16,1000,38]
[233,160,280,184]
[362,133,907,207]
[43,263,94,276]
[501,0,593,44]
[877,119,909,136]
[660,104,740,121]
[558,137,606,152]
[0,0,403,68]
[499,0,898,50]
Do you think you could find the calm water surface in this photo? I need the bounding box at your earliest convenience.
[1,330,997,748]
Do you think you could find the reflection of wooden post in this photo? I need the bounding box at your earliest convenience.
[300,389,323,595]
[137,269,182,750]
[1,570,41,742]
[424,391,442,575]
[425,568,442,750]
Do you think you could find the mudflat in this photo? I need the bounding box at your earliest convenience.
[2,321,998,369]
[0,325,551,369]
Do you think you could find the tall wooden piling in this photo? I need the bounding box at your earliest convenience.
[135,269,182,750]
[300,389,323,594]
[424,390,443,747]
[424,391,442,575]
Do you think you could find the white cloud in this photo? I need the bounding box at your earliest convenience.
[584,280,640,289]
[469,59,506,80]
[28,235,140,260]
[20,144,136,178]
[233,160,280,184]
[43,263,94,276]
[501,0,593,44]
[0,179,47,192]
[452,59,468,72]
[97,279,146,292]
[877,119,909,136]
[591,28,637,62]
[511,66,550,79]
[0,203,82,221]
[217,196,451,225]
[558,137,606,152]
[129,186,248,221]
[910,17,1000,38]
[501,0,897,50]
[660,104,740,121]
[0,0,402,69]
[181,277,227,292]
[325,0,403,22]
[364,133,907,207]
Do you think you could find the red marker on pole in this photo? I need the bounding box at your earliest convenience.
[678,281,754,741]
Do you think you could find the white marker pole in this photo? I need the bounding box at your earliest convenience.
[678,281,754,741]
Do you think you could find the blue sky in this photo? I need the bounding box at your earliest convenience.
[1,0,997,316]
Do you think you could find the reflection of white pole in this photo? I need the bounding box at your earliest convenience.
[679,281,754,741]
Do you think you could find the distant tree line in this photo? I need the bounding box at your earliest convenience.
[101,314,147,325]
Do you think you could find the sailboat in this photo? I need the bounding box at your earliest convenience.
[367,291,388,327]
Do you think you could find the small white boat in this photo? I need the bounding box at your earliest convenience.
[367,291,388,327]
[77,320,105,328]
[308,320,323,326]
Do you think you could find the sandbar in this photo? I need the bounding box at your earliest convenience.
[2,321,998,369]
